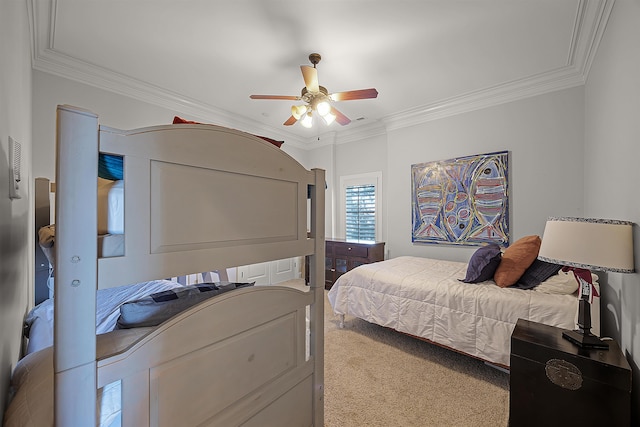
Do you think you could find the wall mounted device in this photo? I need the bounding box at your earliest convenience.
[9,136,22,199]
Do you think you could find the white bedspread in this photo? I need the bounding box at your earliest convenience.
[327,256,581,366]
[24,279,186,355]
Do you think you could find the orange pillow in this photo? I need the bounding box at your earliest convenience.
[493,235,541,287]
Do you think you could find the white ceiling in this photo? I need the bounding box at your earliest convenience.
[29,0,613,146]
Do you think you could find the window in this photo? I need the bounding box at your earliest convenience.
[345,185,376,242]
[339,172,382,243]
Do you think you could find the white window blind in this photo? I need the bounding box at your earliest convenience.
[345,184,376,242]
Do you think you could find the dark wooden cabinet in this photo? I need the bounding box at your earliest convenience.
[509,319,631,427]
[324,239,385,289]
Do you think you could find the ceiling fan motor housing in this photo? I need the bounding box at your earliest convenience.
[309,53,321,66]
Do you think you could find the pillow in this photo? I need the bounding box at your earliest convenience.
[459,244,502,283]
[172,116,284,148]
[117,282,254,329]
[493,235,541,287]
[38,225,56,272]
[510,259,563,290]
[99,153,124,180]
[533,270,580,294]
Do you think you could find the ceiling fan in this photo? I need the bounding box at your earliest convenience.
[250,53,378,128]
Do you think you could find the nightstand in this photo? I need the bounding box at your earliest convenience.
[509,319,631,427]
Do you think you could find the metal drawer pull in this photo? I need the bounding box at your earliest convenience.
[545,359,582,390]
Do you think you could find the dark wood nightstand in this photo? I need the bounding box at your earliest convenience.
[509,319,632,427]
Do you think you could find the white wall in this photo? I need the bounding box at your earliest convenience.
[584,0,640,422]
[305,143,336,237]
[0,0,32,418]
[385,87,585,261]
[334,133,388,243]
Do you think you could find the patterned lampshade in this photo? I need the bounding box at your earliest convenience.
[538,217,634,273]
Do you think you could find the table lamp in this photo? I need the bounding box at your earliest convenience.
[538,217,634,349]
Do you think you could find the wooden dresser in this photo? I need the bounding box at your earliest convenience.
[324,239,385,289]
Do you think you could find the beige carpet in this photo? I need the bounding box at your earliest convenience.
[276,280,510,426]
[322,290,510,427]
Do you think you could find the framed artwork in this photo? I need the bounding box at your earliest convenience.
[411,151,509,247]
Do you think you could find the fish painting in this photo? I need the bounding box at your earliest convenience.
[467,155,508,244]
[411,151,509,247]
[412,167,447,241]
[442,164,472,242]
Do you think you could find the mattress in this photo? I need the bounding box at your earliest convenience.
[24,279,187,355]
[98,233,125,257]
[327,256,585,367]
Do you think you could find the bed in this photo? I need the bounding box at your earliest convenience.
[35,175,238,304]
[6,105,325,426]
[327,239,601,368]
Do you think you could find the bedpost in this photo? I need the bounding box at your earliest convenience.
[309,168,325,426]
[54,105,99,426]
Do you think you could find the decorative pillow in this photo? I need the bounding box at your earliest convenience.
[510,259,563,290]
[117,282,254,329]
[459,244,502,283]
[99,153,124,180]
[533,270,581,294]
[493,235,541,288]
[172,116,284,148]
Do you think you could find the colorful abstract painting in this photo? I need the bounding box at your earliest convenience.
[411,151,509,247]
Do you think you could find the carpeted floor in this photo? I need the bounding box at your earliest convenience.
[322,290,510,427]
[276,280,511,426]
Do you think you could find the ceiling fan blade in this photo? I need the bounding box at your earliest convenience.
[283,115,297,126]
[301,65,319,92]
[330,88,379,101]
[331,107,351,126]
[250,94,300,100]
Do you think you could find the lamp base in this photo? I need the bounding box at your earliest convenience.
[562,330,609,350]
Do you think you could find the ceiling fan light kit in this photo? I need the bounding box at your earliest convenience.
[250,53,378,128]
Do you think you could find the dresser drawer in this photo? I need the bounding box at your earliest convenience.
[334,244,368,258]
[322,240,385,290]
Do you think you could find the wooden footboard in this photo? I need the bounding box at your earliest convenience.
[97,286,313,426]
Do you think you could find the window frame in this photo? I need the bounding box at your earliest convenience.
[338,172,382,242]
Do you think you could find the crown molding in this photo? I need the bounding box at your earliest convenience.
[334,122,387,145]
[382,0,614,131]
[29,0,614,150]
[382,65,586,131]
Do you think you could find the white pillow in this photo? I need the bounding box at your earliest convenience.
[533,270,578,294]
